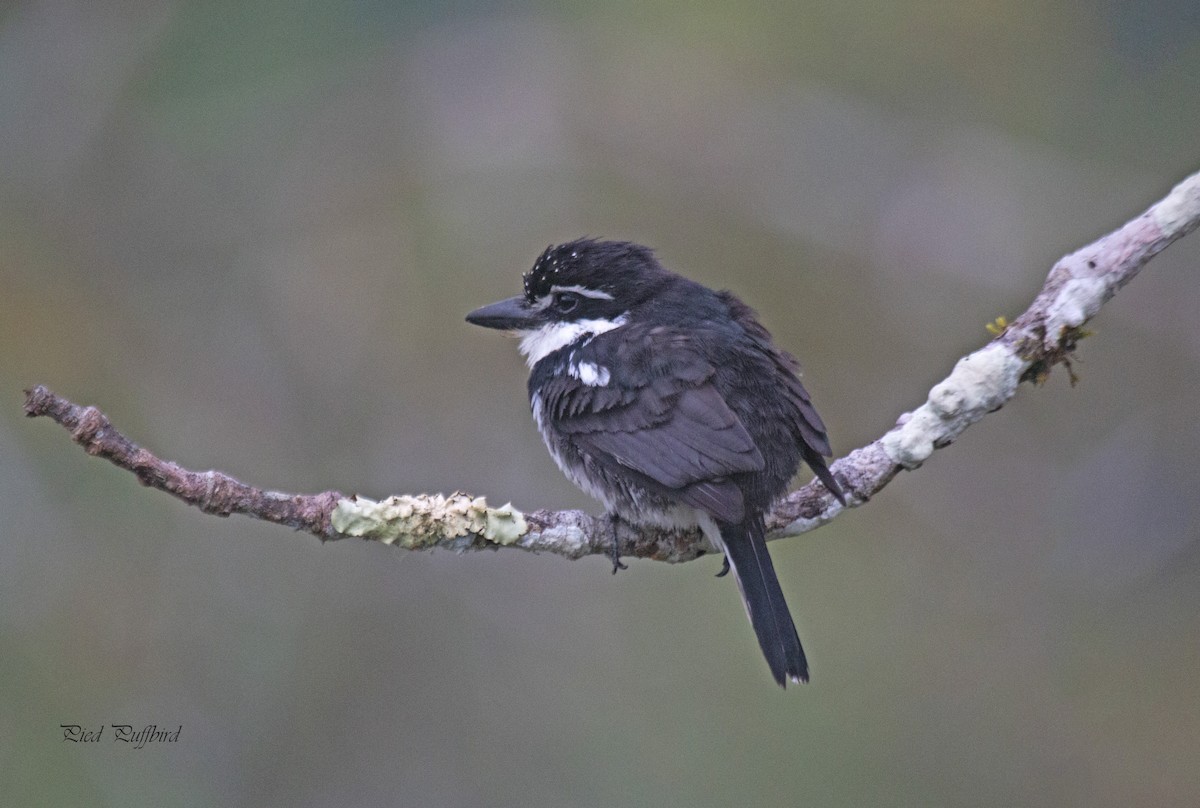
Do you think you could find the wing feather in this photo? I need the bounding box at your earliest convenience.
[540,327,765,522]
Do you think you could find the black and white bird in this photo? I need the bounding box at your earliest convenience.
[466,239,845,686]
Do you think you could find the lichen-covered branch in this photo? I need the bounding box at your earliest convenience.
[23,169,1200,562]
[768,168,1200,538]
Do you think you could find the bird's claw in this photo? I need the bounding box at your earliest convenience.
[715,555,730,577]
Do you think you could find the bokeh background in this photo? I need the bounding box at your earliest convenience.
[3,1,1199,805]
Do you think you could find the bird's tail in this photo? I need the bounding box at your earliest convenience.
[715,516,808,686]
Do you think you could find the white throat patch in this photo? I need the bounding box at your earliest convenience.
[517,315,628,368]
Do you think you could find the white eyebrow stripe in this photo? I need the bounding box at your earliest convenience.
[549,284,614,301]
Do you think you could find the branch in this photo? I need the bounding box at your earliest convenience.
[24,169,1200,562]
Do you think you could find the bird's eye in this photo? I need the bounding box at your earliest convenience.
[553,293,579,314]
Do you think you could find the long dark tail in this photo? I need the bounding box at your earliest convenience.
[718,516,808,686]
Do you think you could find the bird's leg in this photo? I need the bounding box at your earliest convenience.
[715,555,731,577]
[607,512,628,574]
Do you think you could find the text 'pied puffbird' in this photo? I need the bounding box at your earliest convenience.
[466,239,845,686]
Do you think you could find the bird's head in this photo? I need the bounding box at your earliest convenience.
[466,239,672,366]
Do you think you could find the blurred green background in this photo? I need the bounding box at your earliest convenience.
[3,1,1199,805]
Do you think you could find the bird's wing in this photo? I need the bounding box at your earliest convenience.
[535,328,764,523]
[721,292,833,458]
[718,292,844,503]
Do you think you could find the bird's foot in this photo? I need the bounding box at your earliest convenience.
[715,555,730,577]
[608,513,628,575]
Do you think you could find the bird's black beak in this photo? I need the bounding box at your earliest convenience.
[465,295,540,331]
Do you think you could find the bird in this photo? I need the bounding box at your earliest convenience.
[466,238,845,686]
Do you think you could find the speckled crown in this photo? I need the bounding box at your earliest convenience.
[521,238,663,302]
[523,242,579,302]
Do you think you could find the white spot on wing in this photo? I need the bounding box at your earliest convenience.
[568,361,611,386]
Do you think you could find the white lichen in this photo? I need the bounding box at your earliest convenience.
[780,506,841,537]
[1152,172,1200,236]
[881,343,1022,468]
[1044,276,1106,339]
[331,493,527,549]
[526,521,590,556]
